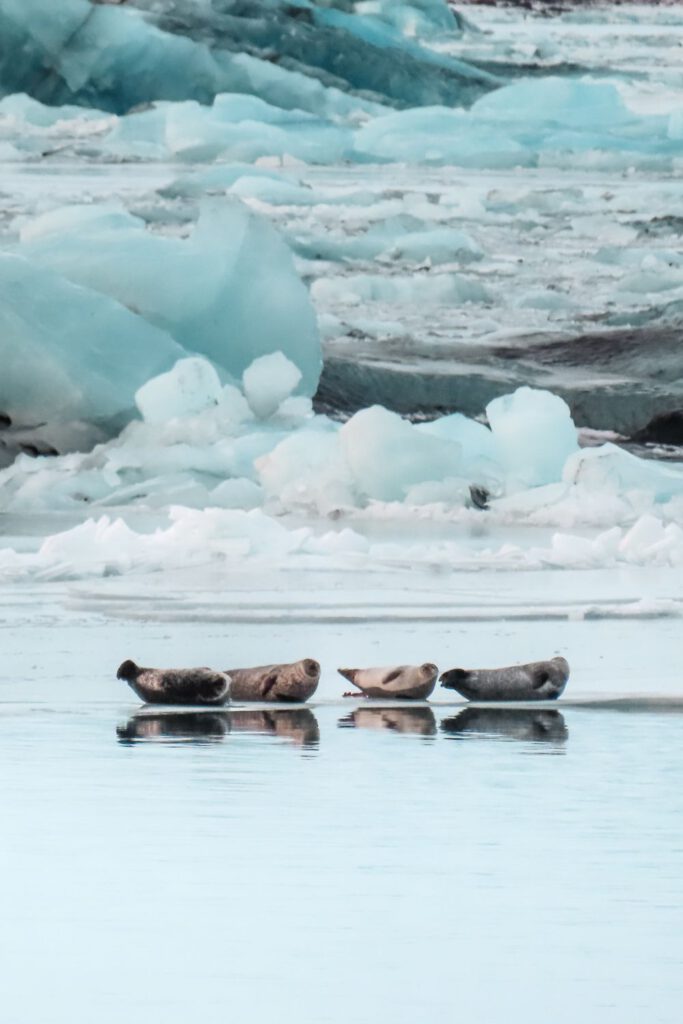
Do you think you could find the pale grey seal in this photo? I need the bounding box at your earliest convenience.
[224,659,320,703]
[441,707,568,744]
[117,659,230,705]
[338,663,438,700]
[339,706,437,735]
[440,657,569,702]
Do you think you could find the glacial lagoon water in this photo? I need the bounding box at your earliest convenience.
[1,573,682,1024]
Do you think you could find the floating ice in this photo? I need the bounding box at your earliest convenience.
[486,388,579,491]
[0,252,184,431]
[257,426,355,515]
[135,358,223,424]
[19,199,322,395]
[104,94,352,164]
[339,405,464,503]
[242,353,303,420]
[565,444,683,504]
[472,78,635,130]
[354,107,528,167]
[312,272,489,306]
[0,0,495,117]
[418,413,503,488]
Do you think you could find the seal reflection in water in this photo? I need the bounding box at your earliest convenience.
[229,708,320,748]
[224,659,320,702]
[441,707,568,745]
[117,711,229,743]
[338,664,438,700]
[339,706,437,736]
[440,657,569,702]
[116,708,319,749]
[117,660,230,705]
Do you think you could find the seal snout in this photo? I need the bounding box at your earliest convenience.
[117,659,139,681]
[304,659,320,676]
[440,668,468,689]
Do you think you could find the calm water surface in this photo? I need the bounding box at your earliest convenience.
[1,696,682,1024]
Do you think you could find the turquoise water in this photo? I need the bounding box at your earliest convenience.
[2,694,682,1023]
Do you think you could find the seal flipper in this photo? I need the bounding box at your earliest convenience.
[532,670,550,689]
[261,672,279,699]
[338,668,359,686]
[383,668,403,684]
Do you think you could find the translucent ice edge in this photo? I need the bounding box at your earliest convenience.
[0,370,682,581]
[1,72,681,170]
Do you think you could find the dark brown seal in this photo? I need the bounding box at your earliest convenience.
[117,659,230,705]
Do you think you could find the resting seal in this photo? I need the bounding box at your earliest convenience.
[224,659,320,703]
[440,657,569,702]
[117,659,230,705]
[338,663,438,700]
[441,707,568,744]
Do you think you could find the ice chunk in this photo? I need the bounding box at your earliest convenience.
[0,0,495,117]
[354,107,528,167]
[486,388,579,491]
[312,272,489,306]
[158,164,296,200]
[418,413,503,487]
[257,427,355,514]
[20,199,322,394]
[242,353,303,420]
[618,515,683,567]
[0,253,185,431]
[135,358,223,424]
[564,444,683,503]
[355,0,465,38]
[339,405,462,503]
[208,478,264,510]
[472,78,635,130]
[104,95,352,164]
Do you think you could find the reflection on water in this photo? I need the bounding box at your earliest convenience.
[5,701,683,1024]
[116,707,320,749]
[338,705,437,736]
[229,708,320,748]
[441,707,568,746]
[117,711,229,743]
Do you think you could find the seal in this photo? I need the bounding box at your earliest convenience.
[117,659,230,705]
[441,707,568,744]
[440,656,569,702]
[224,659,320,703]
[338,663,438,700]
